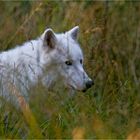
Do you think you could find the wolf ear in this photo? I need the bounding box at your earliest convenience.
[43,29,57,49]
[68,26,79,40]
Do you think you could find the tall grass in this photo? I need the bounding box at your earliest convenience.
[0,1,140,139]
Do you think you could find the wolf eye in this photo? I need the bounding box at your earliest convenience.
[65,60,72,66]
[80,59,83,64]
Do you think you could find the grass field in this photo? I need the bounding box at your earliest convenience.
[0,1,140,139]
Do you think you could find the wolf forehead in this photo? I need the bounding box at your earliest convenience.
[56,33,83,60]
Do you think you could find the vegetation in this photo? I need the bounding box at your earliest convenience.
[0,1,140,139]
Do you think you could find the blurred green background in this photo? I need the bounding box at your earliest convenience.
[0,1,140,139]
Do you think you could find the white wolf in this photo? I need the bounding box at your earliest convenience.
[0,26,93,104]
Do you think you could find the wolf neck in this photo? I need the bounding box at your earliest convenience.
[0,39,45,84]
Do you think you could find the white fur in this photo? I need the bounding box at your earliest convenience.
[0,26,93,104]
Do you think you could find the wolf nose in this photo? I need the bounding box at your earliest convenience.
[86,80,94,89]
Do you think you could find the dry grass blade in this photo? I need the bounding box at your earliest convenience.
[8,82,43,138]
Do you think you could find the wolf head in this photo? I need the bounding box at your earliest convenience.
[41,26,94,92]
